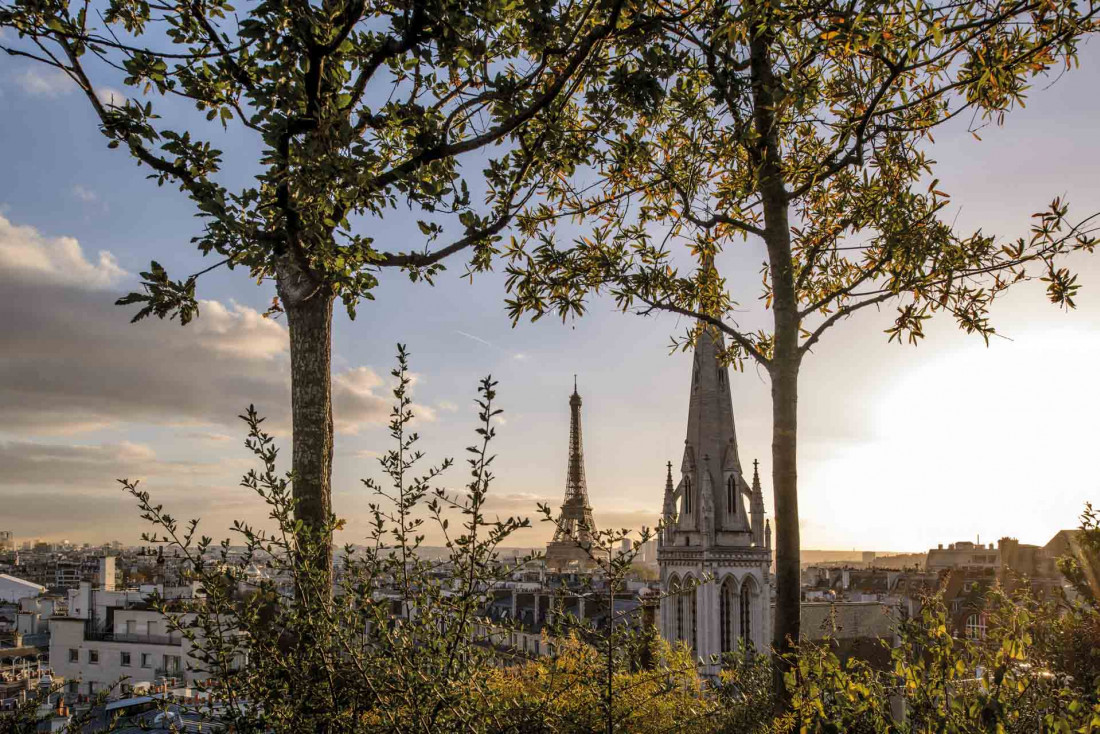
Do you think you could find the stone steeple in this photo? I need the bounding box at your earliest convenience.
[657,318,774,670]
[677,326,751,541]
[546,379,598,570]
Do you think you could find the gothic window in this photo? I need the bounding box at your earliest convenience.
[719,577,736,655]
[671,577,684,642]
[740,580,753,648]
[687,582,698,653]
[965,613,986,640]
[693,363,699,392]
[718,368,725,385]
[683,477,692,516]
[727,475,735,515]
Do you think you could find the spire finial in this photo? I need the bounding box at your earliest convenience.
[574,374,577,392]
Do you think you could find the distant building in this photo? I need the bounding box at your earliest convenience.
[545,381,599,571]
[49,581,209,697]
[0,574,46,603]
[658,324,772,672]
[926,541,999,572]
[0,531,13,551]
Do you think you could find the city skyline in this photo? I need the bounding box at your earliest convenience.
[1,47,1099,552]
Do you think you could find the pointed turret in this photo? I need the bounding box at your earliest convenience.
[546,380,598,570]
[765,519,772,550]
[750,459,765,546]
[660,461,675,546]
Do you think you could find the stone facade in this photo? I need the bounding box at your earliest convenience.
[657,327,772,672]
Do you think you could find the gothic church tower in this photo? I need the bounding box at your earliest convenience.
[657,326,772,670]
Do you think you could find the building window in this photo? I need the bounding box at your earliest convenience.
[68,648,78,663]
[88,649,99,664]
[965,613,986,640]
[718,368,725,385]
[120,652,131,667]
[141,653,152,668]
[727,476,735,515]
[719,578,736,654]
[688,586,698,653]
[740,582,753,647]
[671,578,684,642]
[683,478,692,516]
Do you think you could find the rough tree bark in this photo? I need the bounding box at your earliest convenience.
[276,258,335,585]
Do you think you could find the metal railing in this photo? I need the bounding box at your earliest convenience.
[83,629,181,646]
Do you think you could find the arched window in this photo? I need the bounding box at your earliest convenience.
[687,580,698,653]
[727,475,735,515]
[965,613,986,640]
[719,577,736,654]
[718,368,725,385]
[683,477,693,516]
[671,577,684,642]
[740,580,753,648]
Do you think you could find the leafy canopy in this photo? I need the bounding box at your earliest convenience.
[504,0,1099,367]
[0,0,653,316]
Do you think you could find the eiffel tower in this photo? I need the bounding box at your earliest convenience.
[545,378,599,570]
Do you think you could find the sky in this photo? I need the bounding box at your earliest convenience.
[1,40,1099,553]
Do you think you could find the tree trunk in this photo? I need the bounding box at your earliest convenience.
[769,355,800,651]
[749,14,803,700]
[276,259,335,589]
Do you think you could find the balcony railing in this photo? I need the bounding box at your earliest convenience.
[83,630,181,646]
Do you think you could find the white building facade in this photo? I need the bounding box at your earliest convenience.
[0,573,46,603]
[657,326,772,673]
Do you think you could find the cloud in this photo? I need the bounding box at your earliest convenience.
[95,87,125,107]
[15,67,72,97]
[0,216,395,436]
[0,440,231,487]
[0,214,126,288]
[185,431,235,443]
[72,185,98,203]
[437,400,459,413]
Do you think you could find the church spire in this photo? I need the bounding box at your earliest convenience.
[750,459,765,546]
[546,380,598,569]
[679,320,749,538]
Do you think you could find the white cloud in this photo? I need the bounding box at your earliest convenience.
[15,67,72,97]
[0,214,393,436]
[95,86,125,107]
[191,299,287,360]
[0,214,126,288]
[437,400,459,413]
[185,431,234,443]
[72,185,98,203]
